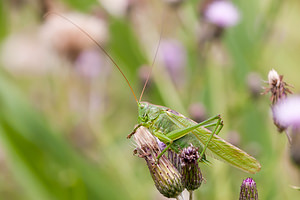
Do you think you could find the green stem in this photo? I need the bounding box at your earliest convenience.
[189,191,193,200]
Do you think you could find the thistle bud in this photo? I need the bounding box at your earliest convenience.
[179,144,203,191]
[133,126,184,198]
[239,178,258,200]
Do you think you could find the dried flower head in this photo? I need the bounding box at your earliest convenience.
[263,69,293,133]
[263,69,292,105]
[133,126,184,198]
[40,12,108,60]
[179,144,203,191]
[239,177,258,200]
[0,33,58,75]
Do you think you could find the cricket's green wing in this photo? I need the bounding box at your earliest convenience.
[167,113,261,174]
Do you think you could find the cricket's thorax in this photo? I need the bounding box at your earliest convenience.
[137,102,204,154]
[137,102,162,124]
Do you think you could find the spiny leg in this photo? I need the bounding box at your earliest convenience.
[127,124,142,139]
[196,114,221,127]
[165,115,221,141]
[154,115,222,162]
[198,118,223,161]
[202,122,221,134]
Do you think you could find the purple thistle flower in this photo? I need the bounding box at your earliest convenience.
[239,177,258,200]
[204,1,240,27]
[159,39,187,86]
[75,49,104,78]
[188,103,207,123]
[273,96,300,129]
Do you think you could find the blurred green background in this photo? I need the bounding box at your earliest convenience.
[0,0,299,199]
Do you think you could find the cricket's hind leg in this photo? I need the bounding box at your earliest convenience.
[198,117,224,161]
[198,114,223,135]
[153,115,223,163]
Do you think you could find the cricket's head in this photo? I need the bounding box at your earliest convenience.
[138,102,162,123]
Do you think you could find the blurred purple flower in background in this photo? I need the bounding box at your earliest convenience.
[273,96,300,129]
[75,49,104,79]
[188,103,207,123]
[159,39,187,86]
[247,72,262,98]
[204,0,240,27]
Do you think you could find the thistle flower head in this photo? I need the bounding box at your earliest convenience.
[180,144,200,167]
[75,49,105,79]
[1,33,57,75]
[263,69,292,105]
[273,96,300,130]
[188,103,207,123]
[239,177,258,200]
[204,1,240,28]
[159,39,187,86]
[263,69,293,133]
[40,12,108,60]
[133,126,184,198]
[179,144,203,191]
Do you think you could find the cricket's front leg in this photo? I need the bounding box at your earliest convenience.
[127,123,151,139]
[127,124,142,139]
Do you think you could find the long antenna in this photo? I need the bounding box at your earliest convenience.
[44,12,138,103]
[139,13,165,102]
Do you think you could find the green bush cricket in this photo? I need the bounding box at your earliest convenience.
[55,13,261,174]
